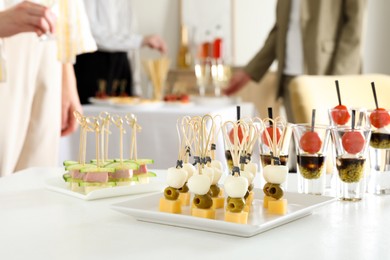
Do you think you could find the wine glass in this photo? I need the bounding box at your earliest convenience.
[194,57,211,96]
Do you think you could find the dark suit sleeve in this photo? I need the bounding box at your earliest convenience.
[243,24,277,82]
[331,0,366,74]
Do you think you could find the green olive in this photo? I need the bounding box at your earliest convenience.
[193,194,213,209]
[263,182,272,196]
[164,186,179,200]
[226,197,245,213]
[178,182,189,193]
[209,185,220,197]
[248,183,254,192]
[268,184,284,199]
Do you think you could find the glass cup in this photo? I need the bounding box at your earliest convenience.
[328,107,369,128]
[367,109,390,195]
[327,108,369,190]
[211,58,232,97]
[194,57,212,96]
[259,122,292,168]
[331,126,371,201]
[292,124,331,195]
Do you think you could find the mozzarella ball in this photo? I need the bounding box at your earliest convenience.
[244,162,258,176]
[188,174,211,195]
[182,163,197,181]
[224,175,248,198]
[240,170,255,185]
[263,165,288,184]
[202,166,214,183]
[211,167,223,185]
[210,160,223,171]
[167,167,187,189]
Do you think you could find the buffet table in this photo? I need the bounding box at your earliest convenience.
[1,167,390,259]
[59,101,256,169]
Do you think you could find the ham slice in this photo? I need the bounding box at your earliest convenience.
[109,169,133,180]
[83,172,109,183]
[133,165,148,175]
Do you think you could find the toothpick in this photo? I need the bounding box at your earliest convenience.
[111,114,126,165]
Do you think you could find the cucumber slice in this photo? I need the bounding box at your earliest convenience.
[124,158,154,165]
[105,161,139,170]
[63,160,78,166]
[62,173,71,182]
[65,163,95,171]
[79,167,116,173]
[90,159,114,164]
[135,171,157,178]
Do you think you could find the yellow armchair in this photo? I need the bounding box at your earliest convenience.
[288,74,390,124]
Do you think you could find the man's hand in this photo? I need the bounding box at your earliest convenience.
[223,70,251,96]
[61,64,82,137]
[142,35,168,54]
[0,1,56,38]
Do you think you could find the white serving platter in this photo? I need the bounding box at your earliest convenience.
[111,189,336,237]
[45,177,166,201]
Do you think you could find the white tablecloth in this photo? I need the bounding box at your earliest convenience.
[59,102,256,169]
[1,167,390,260]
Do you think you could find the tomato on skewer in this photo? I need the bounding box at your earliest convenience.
[229,126,245,144]
[299,131,322,154]
[369,108,390,128]
[331,105,351,125]
[341,131,365,154]
[261,127,281,147]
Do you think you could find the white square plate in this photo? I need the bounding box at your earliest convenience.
[111,189,336,237]
[45,177,166,201]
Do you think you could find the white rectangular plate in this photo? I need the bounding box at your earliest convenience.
[45,177,166,201]
[111,189,336,237]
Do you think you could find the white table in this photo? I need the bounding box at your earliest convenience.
[59,102,256,169]
[1,167,390,260]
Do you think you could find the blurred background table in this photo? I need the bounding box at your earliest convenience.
[59,100,256,169]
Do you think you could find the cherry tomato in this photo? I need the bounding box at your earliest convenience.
[341,131,365,154]
[180,94,190,103]
[331,105,350,125]
[229,126,245,144]
[369,108,390,128]
[261,127,281,147]
[299,131,322,154]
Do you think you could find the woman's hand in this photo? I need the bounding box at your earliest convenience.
[61,63,82,137]
[0,1,56,38]
[223,70,251,96]
[142,35,168,54]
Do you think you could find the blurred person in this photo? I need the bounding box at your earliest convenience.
[224,0,366,123]
[0,0,97,177]
[74,0,168,104]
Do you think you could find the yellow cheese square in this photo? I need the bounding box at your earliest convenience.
[263,195,276,209]
[268,199,288,215]
[178,192,191,206]
[159,197,182,214]
[224,211,248,224]
[246,191,254,205]
[211,197,225,209]
[192,207,216,219]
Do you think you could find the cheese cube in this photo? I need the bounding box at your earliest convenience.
[211,197,225,209]
[192,208,216,219]
[268,199,288,215]
[178,192,191,206]
[224,211,248,224]
[263,195,276,208]
[245,191,254,207]
[159,197,182,214]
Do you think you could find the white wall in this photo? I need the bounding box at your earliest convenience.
[363,0,390,74]
[132,0,390,74]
